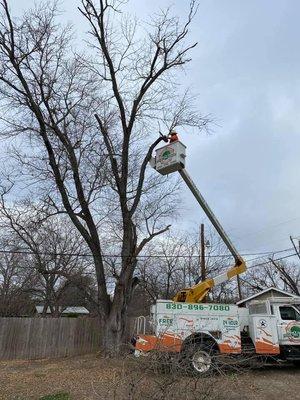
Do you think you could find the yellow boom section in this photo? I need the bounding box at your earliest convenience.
[173,259,246,303]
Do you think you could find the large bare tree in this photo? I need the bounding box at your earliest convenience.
[0,0,208,352]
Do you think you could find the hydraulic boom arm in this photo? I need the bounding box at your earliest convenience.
[151,140,246,303]
[173,169,246,302]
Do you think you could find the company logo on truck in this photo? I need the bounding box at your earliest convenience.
[289,325,300,339]
[159,147,175,164]
[290,325,300,339]
[284,322,300,342]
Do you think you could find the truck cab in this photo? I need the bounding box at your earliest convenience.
[244,297,300,361]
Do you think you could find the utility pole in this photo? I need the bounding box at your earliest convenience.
[237,275,242,300]
[200,223,206,282]
[199,223,207,302]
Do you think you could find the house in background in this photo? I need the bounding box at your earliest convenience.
[237,287,299,308]
[35,305,90,317]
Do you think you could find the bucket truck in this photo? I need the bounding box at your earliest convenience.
[134,140,300,373]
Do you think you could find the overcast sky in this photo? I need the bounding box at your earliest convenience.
[11,0,300,259]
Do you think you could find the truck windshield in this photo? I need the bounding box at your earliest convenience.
[280,306,300,321]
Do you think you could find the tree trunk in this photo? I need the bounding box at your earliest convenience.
[100,269,136,354]
[98,215,137,354]
[101,296,127,355]
[102,316,126,355]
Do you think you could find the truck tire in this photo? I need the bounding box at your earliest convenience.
[181,340,218,375]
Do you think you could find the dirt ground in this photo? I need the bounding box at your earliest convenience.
[0,354,299,400]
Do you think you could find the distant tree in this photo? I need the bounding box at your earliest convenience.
[269,259,300,296]
[0,248,35,316]
[137,228,236,304]
[0,0,208,352]
[242,257,300,296]
[58,275,97,310]
[0,203,94,316]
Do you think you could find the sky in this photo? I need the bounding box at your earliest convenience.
[11,0,300,259]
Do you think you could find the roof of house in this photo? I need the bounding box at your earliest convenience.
[35,306,89,315]
[236,287,298,306]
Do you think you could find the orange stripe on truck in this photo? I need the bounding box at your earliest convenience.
[255,339,280,355]
[136,333,182,353]
[218,341,241,354]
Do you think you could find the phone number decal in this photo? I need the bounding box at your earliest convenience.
[165,303,230,311]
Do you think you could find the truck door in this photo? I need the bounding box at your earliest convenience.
[249,315,279,354]
[276,305,300,345]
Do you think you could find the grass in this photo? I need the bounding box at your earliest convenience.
[39,393,70,400]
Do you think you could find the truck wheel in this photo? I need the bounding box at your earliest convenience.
[181,341,217,375]
[191,349,212,373]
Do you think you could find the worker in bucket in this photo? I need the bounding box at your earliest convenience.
[168,131,179,143]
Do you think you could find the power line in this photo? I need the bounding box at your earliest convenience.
[247,252,299,269]
[2,251,298,277]
[0,246,294,259]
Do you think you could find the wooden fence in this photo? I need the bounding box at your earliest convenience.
[0,317,102,360]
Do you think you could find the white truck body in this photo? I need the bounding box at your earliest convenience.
[137,297,300,359]
[152,300,241,353]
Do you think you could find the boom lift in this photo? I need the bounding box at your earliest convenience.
[151,139,246,303]
[134,139,300,373]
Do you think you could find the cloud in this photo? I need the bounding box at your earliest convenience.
[169,0,300,254]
